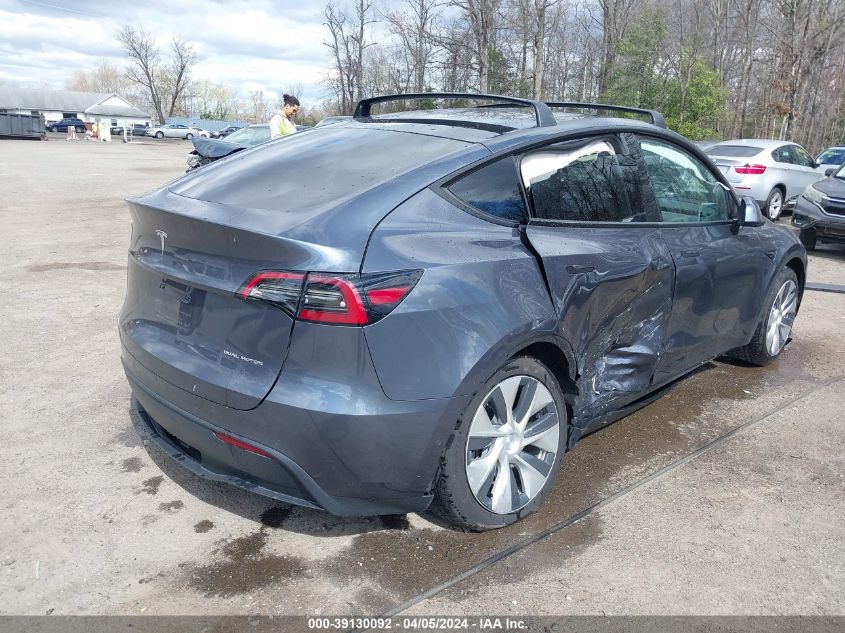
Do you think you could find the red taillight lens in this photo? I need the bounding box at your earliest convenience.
[239,269,422,325]
[238,271,304,316]
[213,431,272,458]
[734,163,767,175]
[299,274,369,325]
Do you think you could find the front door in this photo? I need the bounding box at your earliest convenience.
[634,135,771,383]
[520,133,675,427]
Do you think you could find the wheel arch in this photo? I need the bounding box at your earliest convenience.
[785,255,806,308]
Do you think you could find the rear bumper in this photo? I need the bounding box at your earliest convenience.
[129,371,432,516]
[121,321,469,515]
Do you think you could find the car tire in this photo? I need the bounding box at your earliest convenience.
[76,126,84,133]
[51,126,58,133]
[432,356,567,531]
[155,131,164,139]
[764,187,785,221]
[799,228,817,251]
[728,267,799,366]
[185,133,193,140]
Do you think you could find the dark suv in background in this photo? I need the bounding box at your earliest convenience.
[49,118,86,133]
[119,94,805,530]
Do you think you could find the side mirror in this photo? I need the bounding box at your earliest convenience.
[737,197,765,227]
[825,167,836,177]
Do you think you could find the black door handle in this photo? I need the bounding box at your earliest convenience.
[566,265,595,274]
[680,249,701,258]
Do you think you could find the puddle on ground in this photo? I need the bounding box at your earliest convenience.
[158,500,184,513]
[259,506,292,528]
[121,457,143,472]
[28,261,125,272]
[138,475,163,496]
[186,529,307,597]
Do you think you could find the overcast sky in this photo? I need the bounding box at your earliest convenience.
[0,0,343,105]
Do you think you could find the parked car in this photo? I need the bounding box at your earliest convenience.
[49,118,86,133]
[120,94,805,531]
[792,162,845,250]
[315,115,352,128]
[185,124,270,171]
[706,139,825,220]
[815,146,845,170]
[211,125,242,139]
[147,123,209,139]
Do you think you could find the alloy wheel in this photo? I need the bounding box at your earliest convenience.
[765,279,797,356]
[465,375,560,514]
[767,190,783,220]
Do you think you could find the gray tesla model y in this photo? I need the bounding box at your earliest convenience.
[119,94,806,530]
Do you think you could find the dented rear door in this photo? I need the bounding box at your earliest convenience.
[519,133,675,427]
[524,225,674,424]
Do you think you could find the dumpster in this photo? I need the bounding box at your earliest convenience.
[0,113,46,140]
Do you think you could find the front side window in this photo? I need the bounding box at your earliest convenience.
[789,145,815,168]
[639,136,733,223]
[447,156,527,223]
[520,136,653,222]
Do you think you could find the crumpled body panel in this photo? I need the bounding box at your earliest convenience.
[524,225,675,427]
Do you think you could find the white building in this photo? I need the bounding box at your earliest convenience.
[0,88,151,129]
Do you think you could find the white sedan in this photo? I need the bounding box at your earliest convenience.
[146,124,210,140]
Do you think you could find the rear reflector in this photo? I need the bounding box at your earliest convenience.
[734,163,767,175]
[238,269,422,326]
[213,431,272,458]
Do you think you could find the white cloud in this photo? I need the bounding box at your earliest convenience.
[0,0,335,104]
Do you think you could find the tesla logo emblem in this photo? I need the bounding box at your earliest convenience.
[155,229,167,254]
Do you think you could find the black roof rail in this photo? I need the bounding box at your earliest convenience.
[545,102,666,128]
[353,93,558,128]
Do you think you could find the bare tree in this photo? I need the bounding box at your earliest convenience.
[118,27,165,122]
[165,38,196,118]
[384,0,444,92]
[117,26,196,122]
[450,0,500,93]
[324,0,376,113]
[598,0,643,95]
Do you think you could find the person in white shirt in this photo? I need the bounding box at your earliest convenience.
[269,94,300,139]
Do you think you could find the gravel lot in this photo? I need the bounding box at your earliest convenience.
[0,137,843,617]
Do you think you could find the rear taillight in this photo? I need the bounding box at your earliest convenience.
[239,269,422,326]
[734,163,767,175]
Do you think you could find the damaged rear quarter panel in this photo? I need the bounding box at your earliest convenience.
[524,225,675,429]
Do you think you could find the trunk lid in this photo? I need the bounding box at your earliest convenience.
[708,157,746,184]
[120,190,344,410]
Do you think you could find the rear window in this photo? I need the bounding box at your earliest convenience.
[172,127,472,211]
[706,145,762,158]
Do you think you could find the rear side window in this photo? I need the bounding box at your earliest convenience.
[520,136,653,223]
[772,145,793,163]
[447,156,527,223]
